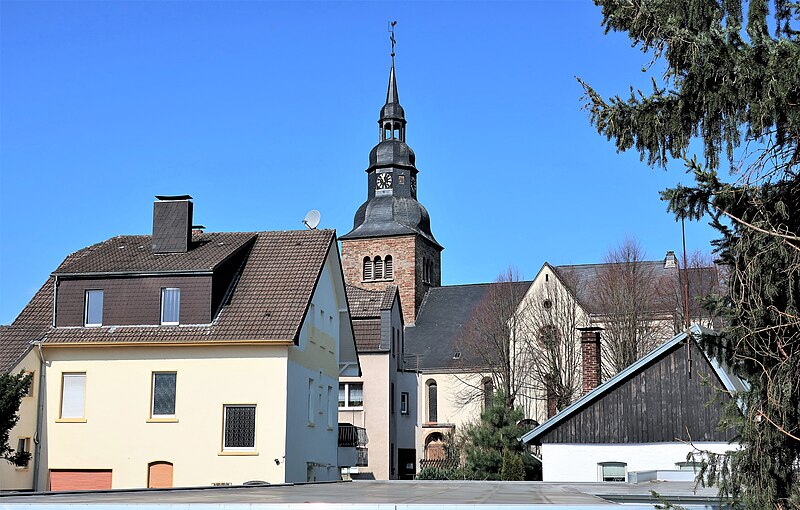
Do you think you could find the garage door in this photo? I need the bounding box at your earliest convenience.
[49,470,112,491]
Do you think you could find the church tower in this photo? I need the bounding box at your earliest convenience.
[340,58,442,326]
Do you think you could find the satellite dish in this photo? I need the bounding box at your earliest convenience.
[303,210,321,230]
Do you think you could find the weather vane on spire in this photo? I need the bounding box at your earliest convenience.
[388,21,397,65]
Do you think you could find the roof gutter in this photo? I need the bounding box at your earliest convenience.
[52,270,214,278]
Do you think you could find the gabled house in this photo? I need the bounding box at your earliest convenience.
[0,196,360,491]
[521,325,743,483]
[339,284,417,480]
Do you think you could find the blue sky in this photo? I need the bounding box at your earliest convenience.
[0,1,719,324]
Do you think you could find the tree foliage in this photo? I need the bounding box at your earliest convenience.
[461,393,540,481]
[582,1,799,507]
[1,371,32,467]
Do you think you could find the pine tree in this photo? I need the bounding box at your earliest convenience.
[581,1,799,507]
[461,393,539,481]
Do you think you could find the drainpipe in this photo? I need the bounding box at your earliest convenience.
[32,339,46,492]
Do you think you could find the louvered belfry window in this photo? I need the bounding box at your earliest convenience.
[223,405,256,450]
[363,257,373,280]
[385,255,393,279]
[151,372,176,417]
[374,257,383,280]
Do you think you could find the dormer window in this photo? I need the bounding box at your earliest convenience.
[161,288,180,325]
[84,290,104,327]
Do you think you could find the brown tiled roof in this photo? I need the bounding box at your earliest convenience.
[54,232,256,274]
[0,278,54,372]
[352,319,382,352]
[0,229,335,353]
[346,284,397,319]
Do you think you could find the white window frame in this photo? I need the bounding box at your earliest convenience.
[338,382,364,409]
[84,290,103,327]
[400,392,409,415]
[598,461,627,482]
[60,372,86,420]
[307,378,315,426]
[327,385,334,429]
[222,404,257,452]
[150,371,177,419]
[15,437,31,469]
[160,288,181,325]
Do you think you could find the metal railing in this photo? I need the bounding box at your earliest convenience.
[338,423,368,448]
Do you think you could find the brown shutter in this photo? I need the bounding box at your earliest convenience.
[49,470,112,491]
[148,461,174,488]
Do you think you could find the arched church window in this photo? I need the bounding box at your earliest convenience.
[374,256,383,280]
[426,379,438,423]
[384,255,393,279]
[482,377,494,409]
[363,257,373,281]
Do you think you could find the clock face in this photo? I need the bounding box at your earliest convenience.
[376,172,393,190]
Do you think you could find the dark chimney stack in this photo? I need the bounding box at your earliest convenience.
[579,327,603,395]
[152,195,193,254]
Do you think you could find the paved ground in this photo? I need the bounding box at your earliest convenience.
[0,480,722,508]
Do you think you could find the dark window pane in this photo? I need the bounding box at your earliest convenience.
[224,406,256,448]
[85,290,103,325]
[428,383,438,422]
[152,373,176,416]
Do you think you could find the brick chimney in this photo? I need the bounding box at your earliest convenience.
[152,195,193,254]
[579,327,603,395]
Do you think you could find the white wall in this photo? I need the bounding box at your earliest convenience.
[541,442,735,482]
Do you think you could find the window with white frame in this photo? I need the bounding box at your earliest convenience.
[84,290,103,326]
[400,392,409,415]
[160,288,180,325]
[598,461,627,482]
[60,372,86,419]
[16,437,30,468]
[223,405,256,451]
[151,372,176,418]
[338,382,364,408]
[327,385,334,428]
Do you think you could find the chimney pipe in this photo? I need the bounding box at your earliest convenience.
[579,327,603,395]
[152,195,193,254]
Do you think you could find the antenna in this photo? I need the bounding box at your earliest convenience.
[303,210,321,230]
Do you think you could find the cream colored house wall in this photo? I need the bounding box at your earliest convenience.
[0,349,40,491]
[339,353,389,479]
[416,371,484,459]
[43,344,290,489]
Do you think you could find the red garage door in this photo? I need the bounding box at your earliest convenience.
[49,470,112,491]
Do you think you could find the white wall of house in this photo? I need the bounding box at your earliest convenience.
[287,249,349,483]
[540,442,734,482]
[0,349,40,491]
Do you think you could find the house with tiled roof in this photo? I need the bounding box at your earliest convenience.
[339,284,417,480]
[0,196,360,491]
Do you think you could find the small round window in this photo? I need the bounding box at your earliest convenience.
[543,299,553,309]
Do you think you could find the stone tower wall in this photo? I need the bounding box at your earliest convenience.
[341,235,419,326]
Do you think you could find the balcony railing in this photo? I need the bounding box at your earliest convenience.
[338,423,368,448]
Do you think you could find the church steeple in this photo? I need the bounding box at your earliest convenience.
[339,25,443,326]
[379,62,406,143]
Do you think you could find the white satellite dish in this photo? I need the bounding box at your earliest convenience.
[303,210,321,230]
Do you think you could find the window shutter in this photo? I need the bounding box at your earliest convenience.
[385,256,393,279]
[374,257,383,280]
[61,373,86,419]
[363,258,373,280]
